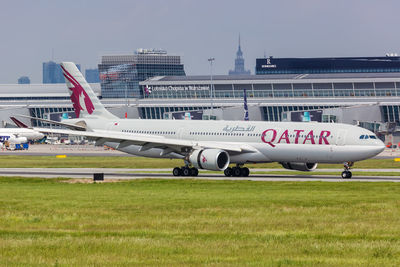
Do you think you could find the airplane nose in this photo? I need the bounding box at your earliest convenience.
[374,139,385,153]
[37,133,45,139]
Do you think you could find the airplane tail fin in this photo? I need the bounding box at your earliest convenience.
[60,62,117,120]
[243,89,249,121]
[10,117,28,128]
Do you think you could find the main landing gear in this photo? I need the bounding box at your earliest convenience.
[224,165,250,177]
[341,162,354,179]
[172,166,199,177]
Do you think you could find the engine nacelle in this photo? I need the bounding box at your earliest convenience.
[189,149,230,171]
[280,162,318,172]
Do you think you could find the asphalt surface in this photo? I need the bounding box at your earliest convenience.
[1,145,400,182]
[1,168,399,182]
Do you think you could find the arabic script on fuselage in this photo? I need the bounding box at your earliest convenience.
[222,125,256,133]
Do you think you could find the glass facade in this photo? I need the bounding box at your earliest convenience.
[142,81,400,99]
[29,107,74,127]
[99,51,185,98]
[263,105,337,122]
[256,56,400,75]
[381,105,400,123]
[139,106,210,120]
[85,69,100,83]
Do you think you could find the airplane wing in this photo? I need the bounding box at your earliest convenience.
[33,127,258,155]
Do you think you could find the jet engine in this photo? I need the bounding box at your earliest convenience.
[189,149,230,171]
[280,162,318,172]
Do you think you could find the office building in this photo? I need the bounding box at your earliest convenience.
[17,76,30,84]
[85,68,100,83]
[98,49,185,98]
[43,61,81,83]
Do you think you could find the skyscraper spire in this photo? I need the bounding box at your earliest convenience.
[229,34,250,75]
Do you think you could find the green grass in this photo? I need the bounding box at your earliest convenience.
[124,170,400,176]
[0,177,399,266]
[0,155,399,169]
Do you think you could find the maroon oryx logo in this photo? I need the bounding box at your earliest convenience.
[61,65,95,118]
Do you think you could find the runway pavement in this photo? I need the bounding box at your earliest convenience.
[1,168,400,182]
[1,145,400,182]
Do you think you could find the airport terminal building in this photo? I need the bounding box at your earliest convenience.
[1,72,399,132]
[139,73,400,126]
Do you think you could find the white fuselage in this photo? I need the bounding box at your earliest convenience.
[0,128,44,143]
[78,118,385,164]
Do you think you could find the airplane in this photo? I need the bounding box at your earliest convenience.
[0,127,44,144]
[0,117,44,145]
[32,62,385,179]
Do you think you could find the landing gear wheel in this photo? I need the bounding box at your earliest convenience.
[182,167,191,176]
[342,162,354,179]
[224,167,232,177]
[232,167,242,177]
[241,167,250,177]
[173,167,181,176]
[190,167,199,177]
[341,171,352,179]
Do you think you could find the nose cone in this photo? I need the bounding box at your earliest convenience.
[372,139,385,155]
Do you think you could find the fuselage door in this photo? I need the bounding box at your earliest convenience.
[335,130,347,146]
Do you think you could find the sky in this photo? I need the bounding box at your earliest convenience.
[1,0,400,83]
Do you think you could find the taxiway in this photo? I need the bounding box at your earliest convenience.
[0,168,399,182]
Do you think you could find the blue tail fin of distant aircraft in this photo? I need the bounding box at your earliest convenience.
[243,89,249,121]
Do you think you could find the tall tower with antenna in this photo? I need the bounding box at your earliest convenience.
[229,34,250,75]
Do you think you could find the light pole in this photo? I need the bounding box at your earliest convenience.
[208,57,215,116]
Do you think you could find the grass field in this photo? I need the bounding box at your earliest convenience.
[0,177,399,266]
[0,155,399,169]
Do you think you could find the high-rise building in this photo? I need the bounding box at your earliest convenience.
[85,68,100,83]
[43,61,81,83]
[17,76,30,84]
[229,35,250,75]
[98,49,185,98]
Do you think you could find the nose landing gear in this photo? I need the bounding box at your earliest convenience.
[341,162,354,179]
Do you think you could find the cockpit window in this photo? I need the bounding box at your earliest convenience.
[360,134,377,140]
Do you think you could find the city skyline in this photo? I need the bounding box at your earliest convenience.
[1,0,400,83]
